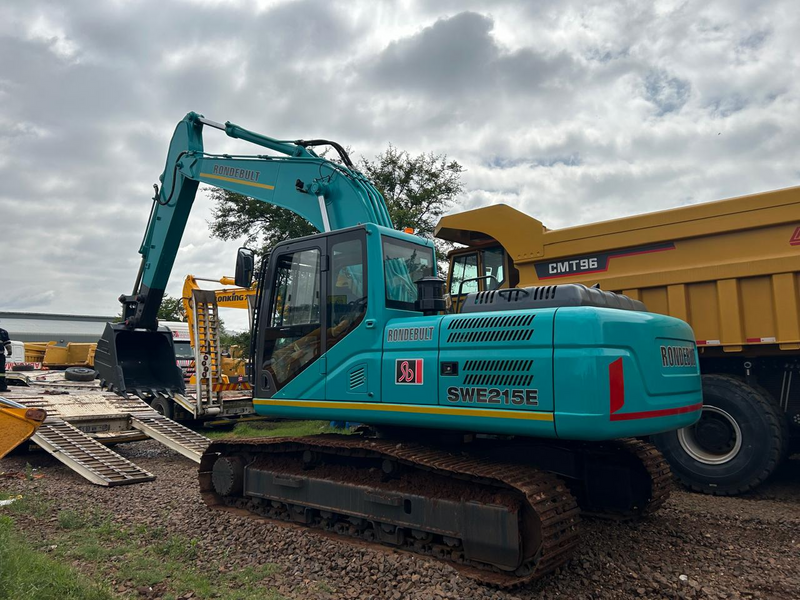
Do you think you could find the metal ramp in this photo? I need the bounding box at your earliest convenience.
[130,414,210,463]
[4,377,211,486]
[191,288,224,417]
[32,419,155,486]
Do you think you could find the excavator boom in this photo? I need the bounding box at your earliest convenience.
[95,112,391,397]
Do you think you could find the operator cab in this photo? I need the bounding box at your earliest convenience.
[250,224,436,399]
[447,244,518,312]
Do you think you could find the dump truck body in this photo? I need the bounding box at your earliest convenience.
[438,186,800,495]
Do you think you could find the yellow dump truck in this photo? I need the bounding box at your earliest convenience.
[437,185,800,495]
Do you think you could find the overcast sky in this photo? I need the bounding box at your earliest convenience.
[1,0,798,331]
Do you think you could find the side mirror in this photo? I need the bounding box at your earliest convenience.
[235,247,255,288]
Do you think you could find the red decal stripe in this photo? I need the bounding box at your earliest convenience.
[610,402,703,421]
[416,359,423,384]
[609,358,625,414]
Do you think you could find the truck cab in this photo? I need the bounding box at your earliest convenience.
[447,243,518,311]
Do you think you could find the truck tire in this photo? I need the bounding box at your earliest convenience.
[652,374,785,496]
[64,367,97,382]
[150,396,174,419]
[748,382,791,463]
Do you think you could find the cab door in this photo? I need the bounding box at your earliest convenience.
[322,229,382,402]
[448,251,479,312]
[255,241,326,400]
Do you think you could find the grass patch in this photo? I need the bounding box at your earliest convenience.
[0,514,113,600]
[206,419,346,440]
[0,500,287,600]
[2,492,51,519]
[58,509,86,530]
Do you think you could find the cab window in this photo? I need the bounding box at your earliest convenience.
[481,247,505,290]
[383,237,434,310]
[328,234,367,350]
[173,341,194,359]
[450,252,478,295]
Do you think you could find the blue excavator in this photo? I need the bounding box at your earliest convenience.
[95,112,702,587]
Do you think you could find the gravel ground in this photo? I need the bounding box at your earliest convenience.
[2,441,798,600]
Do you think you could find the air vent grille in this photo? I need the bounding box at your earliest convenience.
[448,314,535,330]
[463,373,535,386]
[349,366,366,389]
[461,359,535,387]
[464,359,534,372]
[446,314,535,344]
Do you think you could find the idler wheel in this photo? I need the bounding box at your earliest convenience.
[212,455,245,496]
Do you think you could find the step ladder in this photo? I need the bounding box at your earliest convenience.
[32,419,155,486]
[191,289,224,417]
[130,414,210,463]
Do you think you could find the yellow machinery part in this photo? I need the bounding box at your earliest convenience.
[0,400,47,459]
[42,343,97,368]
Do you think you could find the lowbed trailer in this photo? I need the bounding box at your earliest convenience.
[437,185,800,495]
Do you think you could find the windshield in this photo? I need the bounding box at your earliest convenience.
[173,341,194,359]
[382,236,435,310]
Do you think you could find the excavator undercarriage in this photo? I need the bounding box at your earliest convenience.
[200,434,670,587]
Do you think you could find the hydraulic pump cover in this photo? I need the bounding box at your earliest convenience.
[460,283,646,314]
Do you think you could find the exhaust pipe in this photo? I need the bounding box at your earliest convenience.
[95,323,185,397]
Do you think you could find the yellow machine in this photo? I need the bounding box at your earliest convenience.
[437,185,800,496]
[0,397,46,459]
[20,341,97,369]
[181,274,255,383]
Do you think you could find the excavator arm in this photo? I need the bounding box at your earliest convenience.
[124,111,391,331]
[95,112,393,397]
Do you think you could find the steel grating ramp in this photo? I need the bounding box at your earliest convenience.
[32,419,155,486]
[5,384,212,485]
[130,414,210,463]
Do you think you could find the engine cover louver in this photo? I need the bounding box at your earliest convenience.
[446,314,535,344]
[462,359,535,387]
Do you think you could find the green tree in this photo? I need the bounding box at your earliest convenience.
[360,145,463,241]
[220,325,252,357]
[209,193,315,258]
[208,145,463,262]
[157,294,186,321]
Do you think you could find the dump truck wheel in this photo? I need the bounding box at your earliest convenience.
[11,364,34,372]
[64,367,97,382]
[652,374,785,496]
[151,396,174,419]
[748,382,791,463]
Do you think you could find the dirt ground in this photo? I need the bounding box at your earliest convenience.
[1,441,798,600]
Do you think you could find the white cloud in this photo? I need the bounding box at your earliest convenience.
[0,0,798,330]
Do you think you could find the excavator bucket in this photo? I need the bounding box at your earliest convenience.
[94,323,185,397]
[0,398,47,459]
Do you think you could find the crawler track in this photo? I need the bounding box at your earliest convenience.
[616,438,672,518]
[200,435,581,588]
[568,438,673,520]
